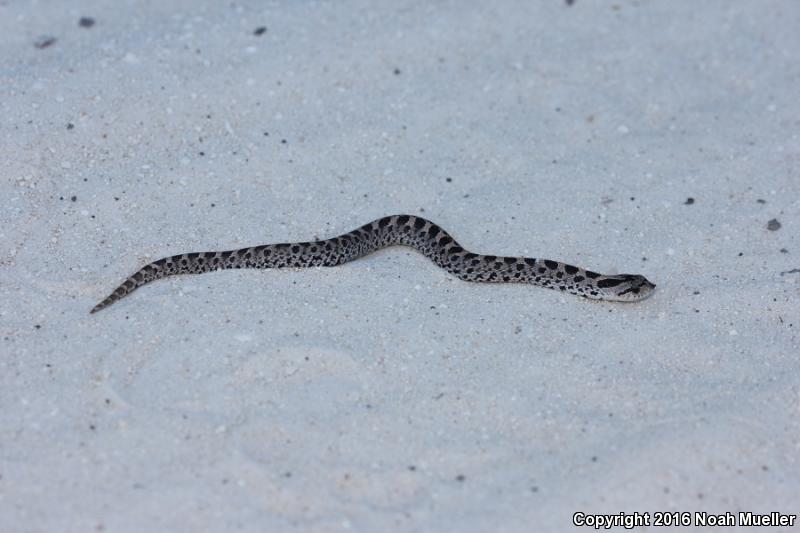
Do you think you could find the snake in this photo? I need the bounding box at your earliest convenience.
[90,215,655,313]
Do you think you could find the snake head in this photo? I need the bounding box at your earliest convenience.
[595,274,656,302]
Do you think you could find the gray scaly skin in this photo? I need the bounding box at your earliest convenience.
[91,215,655,313]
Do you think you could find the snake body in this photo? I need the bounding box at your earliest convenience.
[91,215,655,313]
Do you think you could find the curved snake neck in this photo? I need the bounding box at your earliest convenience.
[91,214,655,313]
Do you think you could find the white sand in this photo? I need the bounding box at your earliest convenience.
[2,1,798,531]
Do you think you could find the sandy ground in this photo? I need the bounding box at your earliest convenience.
[1,1,799,531]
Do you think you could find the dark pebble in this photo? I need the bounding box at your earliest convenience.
[780,248,788,253]
[767,219,781,231]
[67,123,74,130]
[34,35,57,49]
[684,197,694,205]
[757,199,766,204]
[253,26,267,36]
[79,17,95,28]
[71,195,77,202]
[565,0,575,5]
[455,474,466,482]
[393,68,401,75]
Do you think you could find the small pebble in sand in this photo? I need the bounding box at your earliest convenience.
[393,68,401,75]
[757,198,766,204]
[767,219,781,231]
[71,195,77,202]
[565,0,575,5]
[684,197,694,205]
[79,17,95,28]
[66,123,74,130]
[253,26,267,36]
[34,35,56,49]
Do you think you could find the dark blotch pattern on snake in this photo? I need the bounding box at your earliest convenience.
[91,215,656,313]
